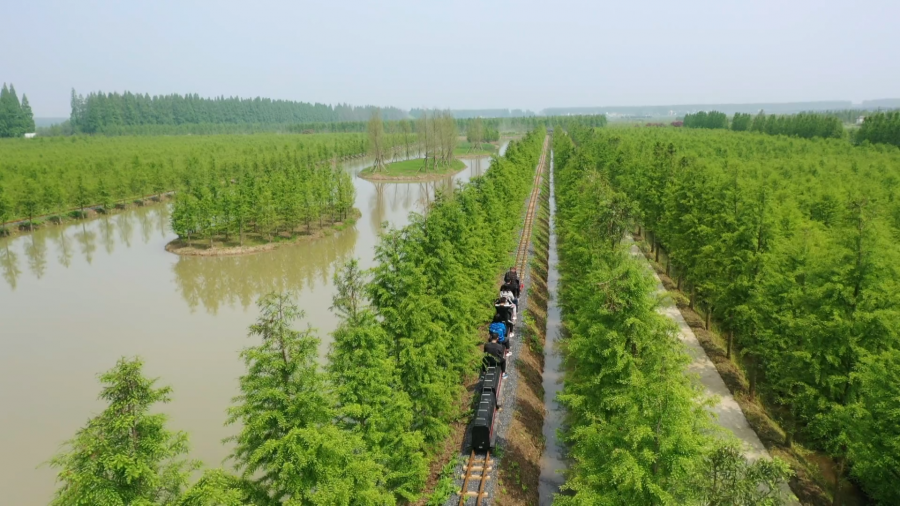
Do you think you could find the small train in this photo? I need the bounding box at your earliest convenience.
[470,270,521,451]
[471,363,503,451]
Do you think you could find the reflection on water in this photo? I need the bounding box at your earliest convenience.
[0,152,499,505]
[174,227,358,314]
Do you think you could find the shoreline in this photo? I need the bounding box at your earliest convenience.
[357,165,467,182]
[164,208,361,257]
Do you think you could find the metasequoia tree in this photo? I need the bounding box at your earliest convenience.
[48,358,198,506]
[368,108,388,172]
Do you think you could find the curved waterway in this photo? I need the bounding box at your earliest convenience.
[539,151,567,503]
[0,151,499,505]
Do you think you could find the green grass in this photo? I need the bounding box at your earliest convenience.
[456,141,499,156]
[360,158,466,178]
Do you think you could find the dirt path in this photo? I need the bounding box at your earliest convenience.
[628,239,799,503]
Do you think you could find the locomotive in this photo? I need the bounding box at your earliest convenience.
[471,362,503,451]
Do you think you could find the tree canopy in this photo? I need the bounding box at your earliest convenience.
[0,83,35,137]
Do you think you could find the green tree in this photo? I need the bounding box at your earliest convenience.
[97,178,113,211]
[368,109,387,172]
[226,293,385,503]
[329,260,428,502]
[74,174,92,217]
[48,357,198,506]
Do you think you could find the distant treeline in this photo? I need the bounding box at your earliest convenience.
[683,110,844,139]
[410,108,536,119]
[68,90,408,134]
[544,99,900,117]
[0,83,35,137]
[37,111,607,137]
[680,109,900,146]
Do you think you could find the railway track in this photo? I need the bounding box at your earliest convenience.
[514,135,550,274]
[458,450,493,506]
[457,135,549,506]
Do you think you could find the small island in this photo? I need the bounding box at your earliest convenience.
[358,158,467,182]
[166,208,360,256]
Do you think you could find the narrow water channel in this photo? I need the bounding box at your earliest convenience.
[538,152,566,504]
[0,149,500,505]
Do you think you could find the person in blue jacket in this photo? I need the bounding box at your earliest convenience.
[489,314,511,356]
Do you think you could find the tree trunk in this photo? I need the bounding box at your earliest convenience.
[833,455,845,506]
[689,285,695,310]
[727,330,734,359]
[705,305,711,330]
[665,256,670,276]
[677,275,683,291]
[749,356,758,401]
[655,240,660,263]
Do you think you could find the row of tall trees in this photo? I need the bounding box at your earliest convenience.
[366,109,460,173]
[0,83,35,137]
[170,153,354,246]
[69,89,408,134]
[580,124,900,504]
[748,111,844,139]
[683,110,845,139]
[48,130,547,504]
[0,133,366,229]
[683,110,728,129]
[856,111,900,147]
[552,130,792,505]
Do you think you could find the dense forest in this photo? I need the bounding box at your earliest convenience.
[170,151,354,247]
[68,89,408,134]
[47,130,547,505]
[0,83,35,137]
[566,125,900,504]
[683,109,844,139]
[0,133,366,231]
[748,111,844,139]
[856,111,900,147]
[683,110,728,129]
[552,130,792,505]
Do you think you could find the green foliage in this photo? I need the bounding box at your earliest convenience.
[328,260,427,502]
[570,124,900,504]
[731,112,752,131]
[68,89,408,134]
[689,444,794,505]
[552,129,792,505]
[0,132,365,225]
[169,155,355,244]
[49,357,198,506]
[177,470,270,506]
[225,293,332,492]
[855,111,900,147]
[749,110,844,138]
[0,83,35,137]
[368,129,545,443]
[684,111,728,129]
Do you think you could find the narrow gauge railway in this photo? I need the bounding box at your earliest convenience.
[457,135,549,505]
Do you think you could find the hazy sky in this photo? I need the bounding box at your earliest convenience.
[2,0,898,117]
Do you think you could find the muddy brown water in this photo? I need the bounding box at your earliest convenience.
[0,152,499,505]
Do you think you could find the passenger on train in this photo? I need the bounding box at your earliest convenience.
[489,314,511,356]
[504,267,521,300]
[484,334,508,378]
[495,296,515,339]
[500,282,518,308]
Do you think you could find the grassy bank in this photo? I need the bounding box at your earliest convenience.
[358,158,466,181]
